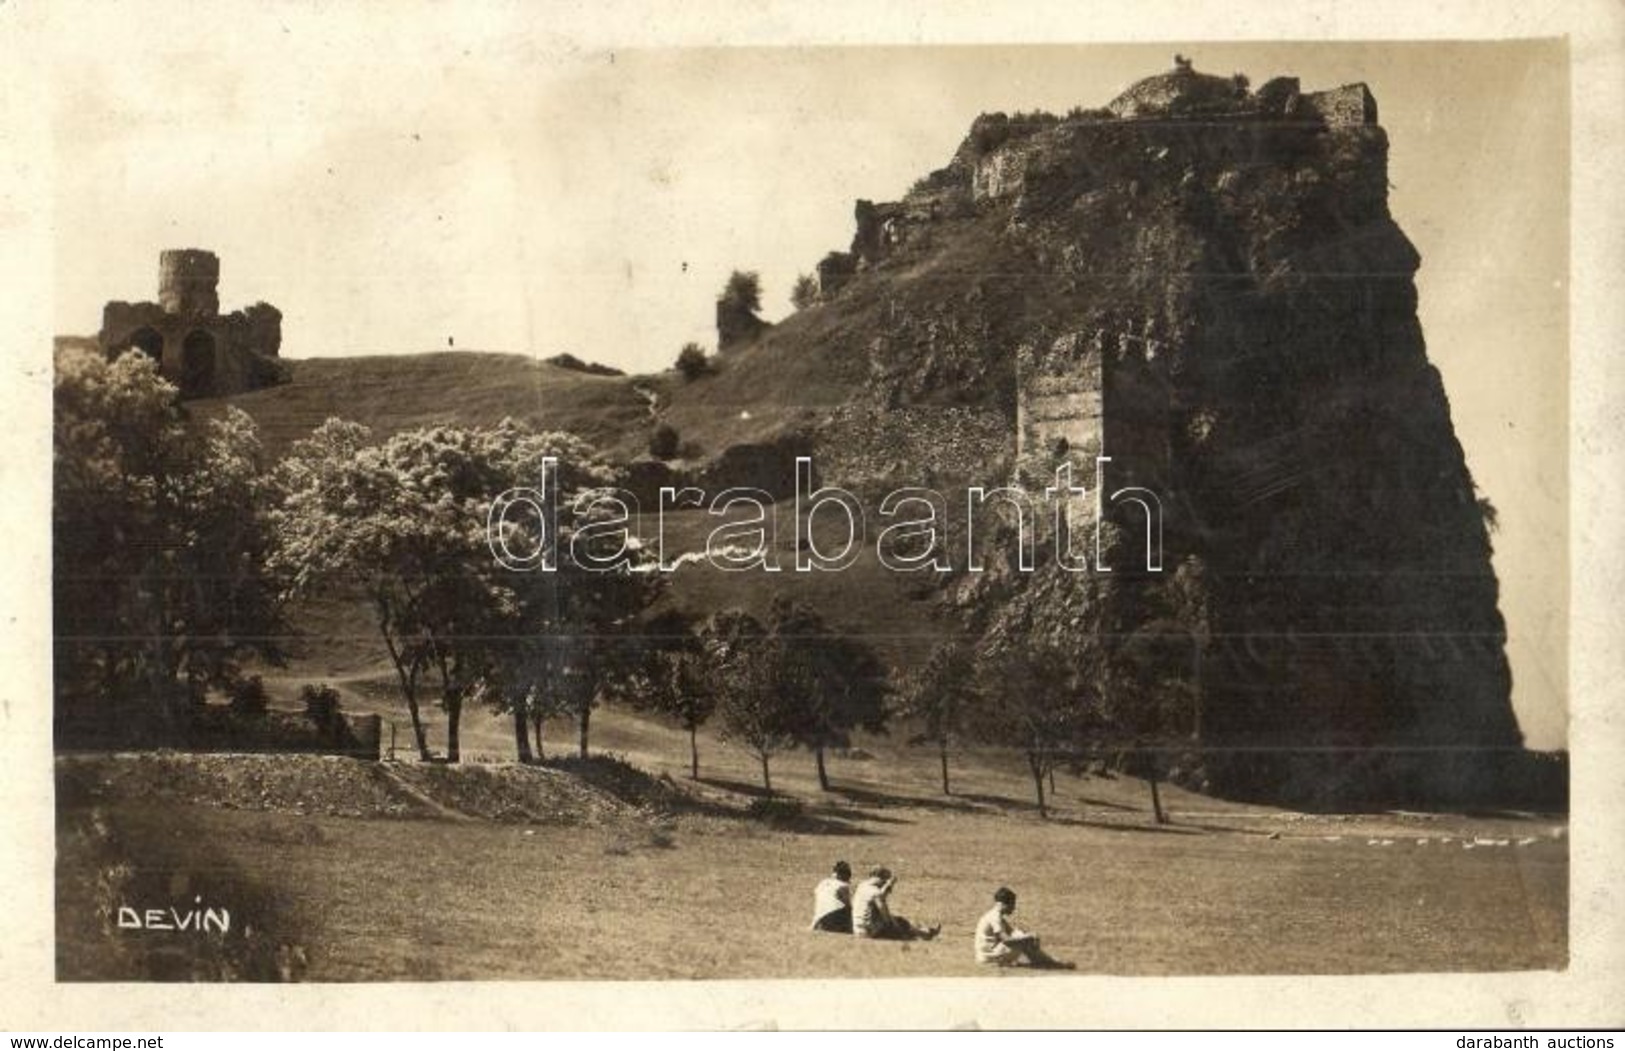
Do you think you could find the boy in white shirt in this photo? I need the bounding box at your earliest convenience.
[974,886,1073,968]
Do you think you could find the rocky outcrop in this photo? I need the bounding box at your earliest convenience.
[795,61,1517,804]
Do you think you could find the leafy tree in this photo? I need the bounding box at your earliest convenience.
[790,273,818,311]
[972,638,1095,817]
[1099,622,1199,824]
[704,609,800,793]
[497,476,664,760]
[898,640,979,795]
[768,596,888,791]
[719,270,763,315]
[477,662,569,764]
[630,610,717,778]
[53,348,285,744]
[272,418,643,763]
[674,342,710,381]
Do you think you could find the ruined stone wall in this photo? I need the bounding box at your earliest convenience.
[1016,331,1103,472]
[1295,84,1378,128]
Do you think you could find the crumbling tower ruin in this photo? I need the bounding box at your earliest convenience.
[157,248,221,317]
[98,249,285,399]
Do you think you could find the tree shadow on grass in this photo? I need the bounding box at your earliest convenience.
[692,776,880,836]
[955,790,1034,812]
[826,783,982,816]
[817,804,912,827]
[785,812,882,836]
[695,774,777,799]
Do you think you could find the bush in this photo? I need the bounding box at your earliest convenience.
[674,342,709,381]
[648,423,680,460]
[299,683,342,733]
[790,273,818,311]
[228,675,269,716]
[719,270,762,314]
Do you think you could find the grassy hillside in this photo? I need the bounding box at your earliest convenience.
[199,331,983,684]
[189,333,896,469]
[187,205,1022,476]
[189,352,655,462]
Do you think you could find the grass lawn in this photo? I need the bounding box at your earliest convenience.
[58,703,1567,982]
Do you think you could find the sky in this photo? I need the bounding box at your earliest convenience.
[48,23,1569,748]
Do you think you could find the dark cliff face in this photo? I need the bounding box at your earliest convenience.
[801,73,1519,804]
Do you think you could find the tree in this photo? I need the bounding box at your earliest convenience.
[719,270,762,314]
[972,639,1095,818]
[53,348,285,744]
[674,342,709,381]
[480,642,572,763]
[705,609,800,793]
[1101,620,1201,824]
[272,418,642,763]
[790,273,818,311]
[631,610,717,779]
[500,478,664,761]
[767,596,888,791]
[898,641,979,795]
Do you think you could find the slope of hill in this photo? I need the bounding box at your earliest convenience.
[189,352,654,462]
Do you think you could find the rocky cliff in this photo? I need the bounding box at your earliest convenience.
[781,62,1519,803]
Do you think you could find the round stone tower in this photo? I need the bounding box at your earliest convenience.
[158,249,220,317]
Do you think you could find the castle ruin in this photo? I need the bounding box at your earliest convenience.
[98,249,285,399]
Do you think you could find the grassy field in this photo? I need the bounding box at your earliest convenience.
[57,698,1567,982]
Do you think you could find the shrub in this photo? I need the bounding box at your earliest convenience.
[719,270,762,314]
[648,423,680,460]
[790,273,818,311]
[675,342,709,381]
[228,675,269,716]
[300,682,342,733]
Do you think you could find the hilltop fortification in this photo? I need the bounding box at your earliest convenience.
[781,59,1516,803]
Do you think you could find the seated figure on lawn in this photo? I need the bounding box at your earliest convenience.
[852,866,940,941]
[974,886,1074,968]
[810,860,854,933]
